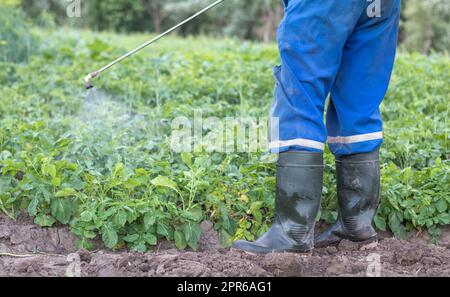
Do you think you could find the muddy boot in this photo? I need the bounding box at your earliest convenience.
[232,152,323,254]
[315,149,380,248]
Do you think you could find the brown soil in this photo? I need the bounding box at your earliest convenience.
[0,214,449,277]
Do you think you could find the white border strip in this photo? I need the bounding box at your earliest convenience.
[269,138,325,151]
[327,132,383,144]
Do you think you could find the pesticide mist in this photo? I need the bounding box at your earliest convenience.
[64,88,167,174]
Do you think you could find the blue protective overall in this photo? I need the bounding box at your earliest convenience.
[269,0,401,156]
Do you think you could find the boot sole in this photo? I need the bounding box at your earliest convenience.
[230,247,312,255]
[316,235,379,249]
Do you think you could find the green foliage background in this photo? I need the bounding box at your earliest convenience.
[0,5,448,251]
[16,0,450,53]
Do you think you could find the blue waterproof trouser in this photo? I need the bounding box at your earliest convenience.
[269,0,401,156]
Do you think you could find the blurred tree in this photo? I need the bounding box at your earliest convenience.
[402,0,450,54]
[258,0,283,42]
[85,0,147,32]
[0,1,35,63]
[422,0,450,53]
[21,0,65,23]
[163,0,282,41]
[141,0,167,33]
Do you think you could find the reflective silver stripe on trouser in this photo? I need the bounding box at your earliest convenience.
[269,138,325,151]
[327,132,383,144]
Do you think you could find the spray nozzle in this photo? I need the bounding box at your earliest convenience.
[84,71,99,90]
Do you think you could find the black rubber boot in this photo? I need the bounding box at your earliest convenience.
[232,152,323,254]
[315,149,380,248]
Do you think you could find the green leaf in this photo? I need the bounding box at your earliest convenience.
[83,230,97,239]
[40,186,52,203]
[55,137,72,149]
[181,153,193,166]
[77,238,93,251]
[124,178,143,190]
[181,207,203,222]
[219,229,233,248]
[55,188,77,198]
[388,212,401,234]
[113,162,124,177]
[50,198,72,224]
[42,163,57,178]
[100,207,118,220]
[131,242,147,253]
[174,230,187,250]
[80,210,93,222]
[34,213,56,227]
[143,233,157,245]
[151,176,178,190]
[388,212,407,239]
[251,209,263,223]
[183,223,201,250]
[183,223,192,241]
[437,213,450,225]
[250,201,263,213]
[157,223,170,237]
[122,234,139,243]
[143,212,156,229]
[435,199,447,213]
[27,196,39,216]
[102,224,118,249]
[373,215,387,231]
[51,177,61,187]
[114,209,127,227]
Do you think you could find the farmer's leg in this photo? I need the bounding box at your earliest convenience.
[316,0,401,247]
[233,0,365,254]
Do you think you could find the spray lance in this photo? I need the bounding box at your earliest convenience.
[84,0,225,89]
